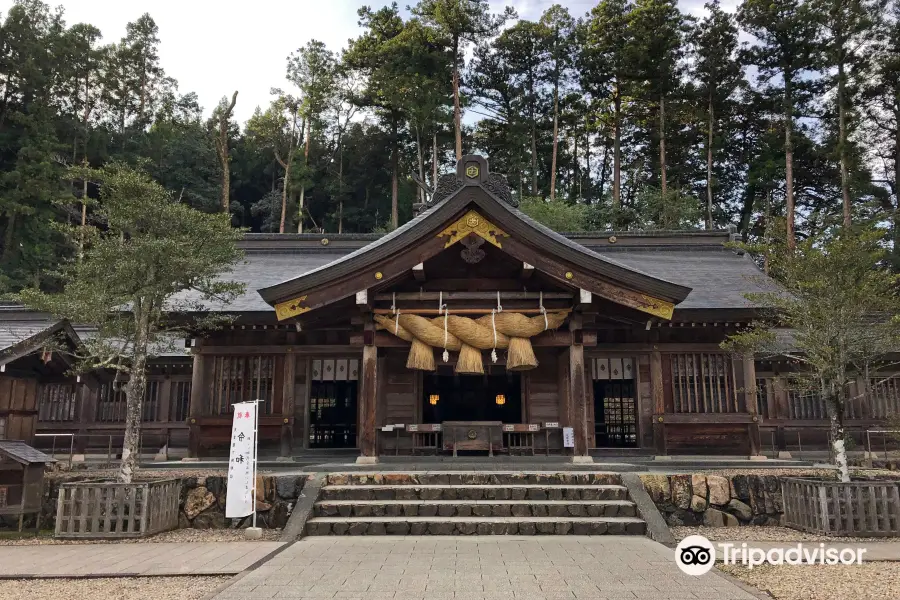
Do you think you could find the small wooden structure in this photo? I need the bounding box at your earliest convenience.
[54,478,180,539]
[782,477,900,537]
[0,440,54,531]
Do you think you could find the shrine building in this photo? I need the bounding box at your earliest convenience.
[4,155,900,461]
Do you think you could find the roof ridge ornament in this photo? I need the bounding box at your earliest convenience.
[421,155,517,211]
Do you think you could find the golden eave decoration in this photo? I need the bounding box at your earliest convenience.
[638,294,675,320]
[437,209,509,249]
[275,295,310,320]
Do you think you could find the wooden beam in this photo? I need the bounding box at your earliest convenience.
[743,354,761,456]
[280,349,296,458]
[273,235,448,320]
[351,330,597,348]
[650,348,666,456]
[501,236,676,319]
[412,263,426,281]
[569,313,589,457]
[187,352,205,459]
[358,317,378,459]
[373,291,572,301]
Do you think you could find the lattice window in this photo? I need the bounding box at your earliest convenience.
[98,382,127,422]
[756,377,774,419]
[868,377,900,419]
[38,384,76,422]
[170,380,191,422]
[0,416,6,440]
[206,356,276,416]
[0,486,7,508]
[670,353,741,413]
[787,387,828,420]
[141,380,161,422]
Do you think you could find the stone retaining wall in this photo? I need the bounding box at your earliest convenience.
[639,474,785,527]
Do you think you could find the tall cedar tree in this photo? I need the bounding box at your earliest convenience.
[692,1,742,228]
[287,41,337,233]
[19,165,244,482]
[813,0,884,227]
[411,0,515,160]
[581,0,634,207]
[539,5,575,201]
[739,0,821,249]
[628,0,687,197]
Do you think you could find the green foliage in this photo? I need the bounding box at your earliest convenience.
[725,223,900,479]
[635,187,704,229]
[519,197,592,232]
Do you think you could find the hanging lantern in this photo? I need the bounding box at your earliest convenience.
[495,394,506,406]
[429,394,440,406]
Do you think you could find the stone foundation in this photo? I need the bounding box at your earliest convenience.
[639,474,785,527]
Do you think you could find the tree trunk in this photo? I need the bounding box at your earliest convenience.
[2,211,16,261]
[838,57,851,228]
[119,301,150,483]
[391,117,399,229]
[432,132,439,188]
[659,94,668,196]
[217,92,238,214]
[338,135,344,235]
[584,115,592,203]
[452,35,462,161]
[279,158,291,234]
[531,121,538,196]
[784,72,796,250]
[550,81,559,201]
[298,120,310,233]
[416,124,425,205]
[827,379,850,483]
[894,111,900,256]
[598,143,609,203]
[706,92,714,230]
[613,89,621,206]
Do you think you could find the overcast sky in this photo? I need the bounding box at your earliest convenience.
[0,0,735,125]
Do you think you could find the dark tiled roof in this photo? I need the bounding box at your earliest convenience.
[585,248,774,310]
[0,317,59,352]
[0,440,55,464]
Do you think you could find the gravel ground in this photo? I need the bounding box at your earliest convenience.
[0,576,231,600]
[672,525,886,543]
[0,528,282,546]
[720,562,900,600]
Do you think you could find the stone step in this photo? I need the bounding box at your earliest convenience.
[327,472,623,486]
[305,516,646,536]
[314,499,637,518]
[319,484,629,502]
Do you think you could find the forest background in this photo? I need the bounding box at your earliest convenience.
[2,0,900,292]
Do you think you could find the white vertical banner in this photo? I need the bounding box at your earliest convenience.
[226,401,258,518]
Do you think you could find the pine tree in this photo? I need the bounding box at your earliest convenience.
[692,1,742,228]
[739,0,822,249]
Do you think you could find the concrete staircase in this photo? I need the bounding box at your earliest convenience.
[304,472,647,535]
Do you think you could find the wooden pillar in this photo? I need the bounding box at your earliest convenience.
[650,348,667,456]
[280,349,296,458]
[73,381,90,454]
[358,317,378,462]
[568,313,589,458]
[743,354,761,457]
[187,349,204,459]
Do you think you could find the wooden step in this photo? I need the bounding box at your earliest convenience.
[305,516,647,536]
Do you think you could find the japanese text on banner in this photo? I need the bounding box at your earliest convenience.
[225,401,257,518]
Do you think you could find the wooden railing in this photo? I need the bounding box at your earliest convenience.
[55,479,181,538]
[782,477,900,537]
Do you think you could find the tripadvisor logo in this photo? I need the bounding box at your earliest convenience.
[675,535,716,576]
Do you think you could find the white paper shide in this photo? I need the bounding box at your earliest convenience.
[225,401,257,518]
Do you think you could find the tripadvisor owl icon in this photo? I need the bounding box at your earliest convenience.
[676,535,716,576]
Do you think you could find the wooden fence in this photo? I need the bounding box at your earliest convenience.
[782,477,900,537]
[55,478,181,539]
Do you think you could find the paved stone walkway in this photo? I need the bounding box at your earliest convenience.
[214,536,763,600]
[0,542,283,578]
